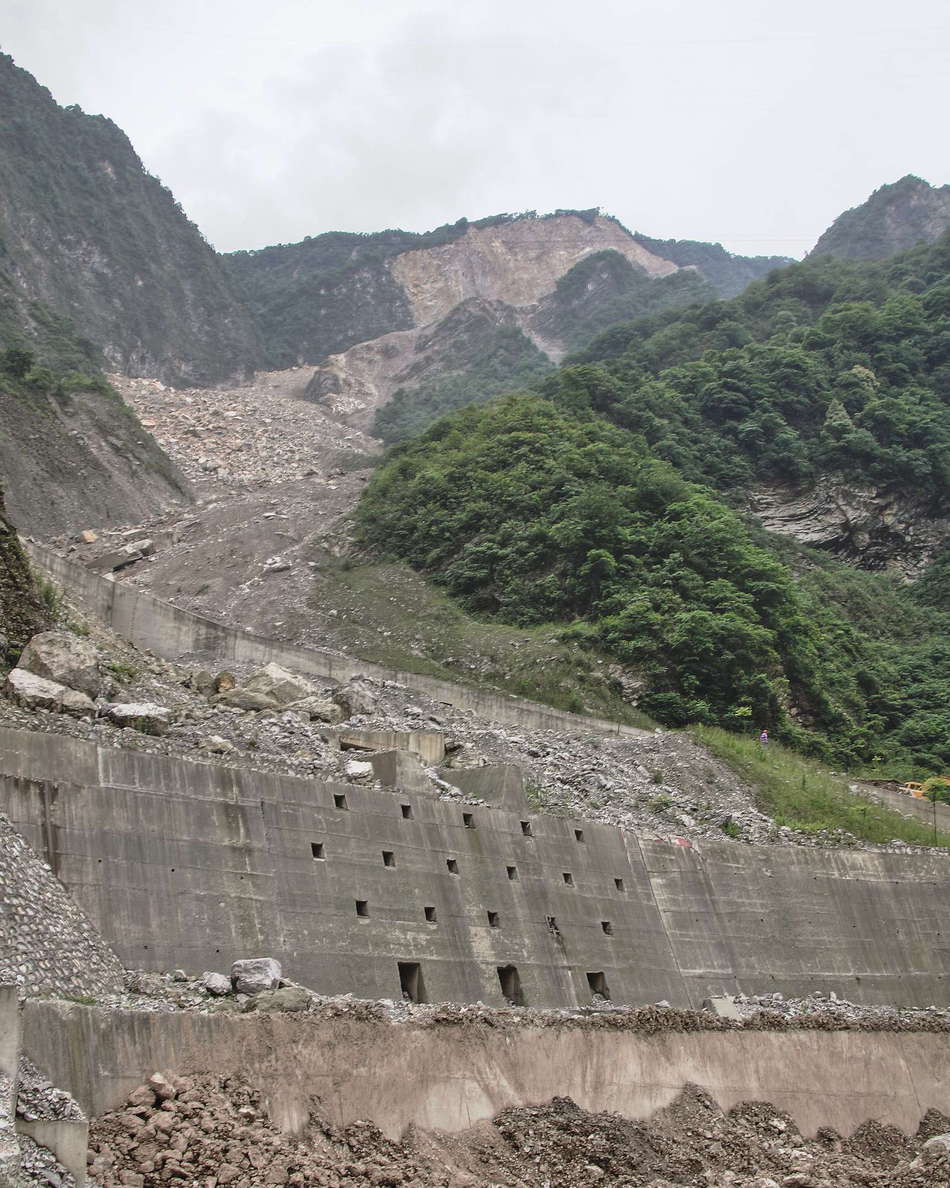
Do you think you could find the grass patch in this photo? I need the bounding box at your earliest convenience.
[308,558,655,728]
[694,725,950,850]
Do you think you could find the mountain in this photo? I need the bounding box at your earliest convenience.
[632,234,791,299]
[809,176,950,261]
[0,54,260,385]
[357,232,950,769]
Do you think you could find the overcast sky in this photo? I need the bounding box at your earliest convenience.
[4,0,948,257]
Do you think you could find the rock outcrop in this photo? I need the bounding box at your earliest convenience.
[750,479,950,577]
[809,175,950,261]
[0,53,260,385]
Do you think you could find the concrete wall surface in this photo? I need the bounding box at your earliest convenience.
[3,726,950,1010]
[22,1001,950,1140]
[25,542,648,740]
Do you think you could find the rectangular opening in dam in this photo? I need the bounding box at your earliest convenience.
[562,872,574,886]
[355,900,369,918]
[506,865,518,880]
[333,793,348,811]
[614,877,625,892]
[463,812,475,829]
[587,971,611,1000]
[487,910,500,928]
[575,829,585,843]
[382,850,395,868]
[400,804,413,819]
[520,820,533,836]
[446,859,459,874]
[310,843,325,860]
[601,920,613,936]
[398,962,427,1003]
[424,906,437,923]
[497,964,525,1006]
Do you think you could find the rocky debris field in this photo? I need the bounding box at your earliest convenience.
[2,607,945,854]
[87,1073,950,1188]
[15,1056,84,1123]
[112,371,378,487]
[74,966,950,1036]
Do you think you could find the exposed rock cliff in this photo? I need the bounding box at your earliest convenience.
[0,372,191,538]
[0,54,260,385]
[809,175,950,261]
[750,479,950,578]
[0,484,50,656]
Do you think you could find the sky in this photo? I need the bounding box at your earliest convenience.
[3,0,948,258]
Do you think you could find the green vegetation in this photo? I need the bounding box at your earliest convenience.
[694,726,950,849]
[306,555,653,726]
[374,324,553,444]
[558,232,950,499]
[358,234,950,772]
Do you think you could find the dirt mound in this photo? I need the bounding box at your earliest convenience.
[89,1074,950,1188]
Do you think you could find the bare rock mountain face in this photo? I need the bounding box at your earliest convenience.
[750,480,950,578]
[809,175,950,261]
[0,54,260,385]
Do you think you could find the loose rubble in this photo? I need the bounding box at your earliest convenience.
[1,606,946,854]
[87,1072,950,1188]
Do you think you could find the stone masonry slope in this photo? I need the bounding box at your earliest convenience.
[0,812,124,997]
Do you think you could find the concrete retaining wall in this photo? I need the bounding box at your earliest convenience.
[25,542,648,739]
[2,727,950,1010]
[22,1001,950,1140]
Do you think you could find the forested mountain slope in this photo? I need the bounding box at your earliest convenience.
[810,176,950,261]
[0,55,260,385]
[358,235,950,772]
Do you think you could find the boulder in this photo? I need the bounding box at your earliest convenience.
[345,759,374,781]
[246,985,310,1013]
[198,735,236,754]
[213,672,237,693]
[231,957,281,995]
[203,972,231,996]
[245,662,322,706]
[105,702,171,735]
[924,1134,950,1154]
[146,1073,176,1101]
[333,681,378,717]
[5,668,96,718]
[214,688,281,712]
[190,670,215,695]
[285,695,345,723]
[18,630,102,697]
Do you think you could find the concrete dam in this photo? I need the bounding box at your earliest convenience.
[2,725,949,1011]
[4,543,950,1163]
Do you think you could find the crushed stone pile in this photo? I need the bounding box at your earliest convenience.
[16,1056,84,1123]
[88,1074,950,1188]
[114,371,378,486]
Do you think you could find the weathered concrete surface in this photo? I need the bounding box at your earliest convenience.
[22,1002,950,1141]
[25,542,648,740]
[15,1119,87,1188]
[2,727,950,1010]
[0,987,18,1116]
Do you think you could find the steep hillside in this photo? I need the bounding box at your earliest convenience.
[0,349,190,537]
[0,480,50,658]
[0,54,260,385]
[632,233,791,298]
[810,175,950,261]
[357,234,950,770]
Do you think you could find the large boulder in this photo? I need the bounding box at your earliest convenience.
[333,681,378,717]
[5,668,96,718]
[105,702,171,735]
[244,662,323,706]
[246,985,310,1013]
[18,630,102,697]
[285,695,345,723]
[231,957,281,995]
[214,688,281,712]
